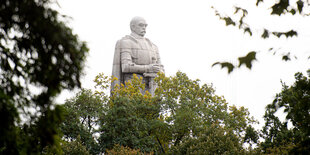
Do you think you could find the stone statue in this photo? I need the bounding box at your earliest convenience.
[111,16,164,95]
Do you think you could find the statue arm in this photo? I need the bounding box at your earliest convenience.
[121,49,151,73]
[154,46,165,73]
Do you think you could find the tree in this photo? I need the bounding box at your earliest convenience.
[211,0,310,73]
[155,72,258,154]
[61,89,104,154]
[0,0,88,153]
[95,72,258,154]
[170,124,245,155]
[98,74,163,153]
[259,70,310,154]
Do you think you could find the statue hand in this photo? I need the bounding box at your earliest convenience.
[149,64,161,73]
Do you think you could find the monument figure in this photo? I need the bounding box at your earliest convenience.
[111,16,164,95]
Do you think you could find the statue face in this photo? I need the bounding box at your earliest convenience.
[132,19,148,37]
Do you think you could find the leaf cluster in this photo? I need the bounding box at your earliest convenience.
[61,89,104,154]
[212,0,310,73]
[212,51,256,73]
[92,72,258,154]
[99,74,162,153]
[0,0,88,154]
[259,70,310,154]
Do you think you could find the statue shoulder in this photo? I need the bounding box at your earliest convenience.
[117,35,137,48]
[145,38,158,50]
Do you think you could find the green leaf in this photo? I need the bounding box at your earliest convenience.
[222,17,236,26]
[238,51,256,69]
[256,0,264,6]
[244,27,252,36]
[272,32,282,38]
[212,62,235,73]
[282,53,291,61]
[272,30,297,38]
[284,30,298,37]
[290,9,296,15]
[268,48,274,51]
[234,7,241,14]
[262,29,269,39]
[271,0,289,15]
[297,0,304,13]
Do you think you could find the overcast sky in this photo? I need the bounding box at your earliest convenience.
[56,0,310,127]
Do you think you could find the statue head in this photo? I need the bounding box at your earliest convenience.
[130,16,148,37]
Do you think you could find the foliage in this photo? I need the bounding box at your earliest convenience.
[211,0,310,73]
[259,70,310,154]
[170,124,246,155]
[212,51,257,73]
[99,74,162,153]
[61,89,104,154]
[155,72,258,154]
[106,144,153,155]
[21,105,64,155]
[0,0,88,153]
[95,72,258,154]
[62,136,91,155]
[43,136,91,155]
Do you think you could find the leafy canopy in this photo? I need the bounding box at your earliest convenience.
[0,0,88,154]
[259,70,310,154]
[94,72,258,154]
[61,89,104,154]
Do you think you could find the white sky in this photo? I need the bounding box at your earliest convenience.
[56,0,310,128]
